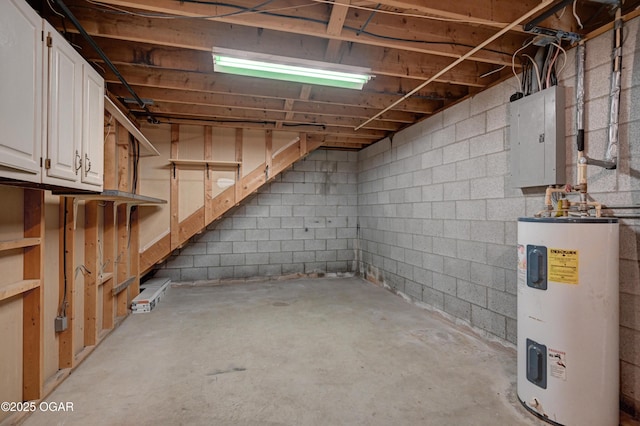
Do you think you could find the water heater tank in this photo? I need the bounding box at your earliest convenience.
[517,217,619,425]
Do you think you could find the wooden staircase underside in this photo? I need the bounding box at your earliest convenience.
[140,132,322,275]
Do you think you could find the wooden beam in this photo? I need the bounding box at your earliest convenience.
[102,202,115,330]
[0,238,41,252]
[117,122,130,192]
[22,189,44,400]
[129,206,140,300]
[104,113,117,189]
[58,197,74,369]
[235,129,243,201]
[0,280,40,303]
[170,124,179,250]
[265,130,273,178]
[116,204,129,317]
[84,201,98,346]
[140,233,171,275]
[204,126,214,224]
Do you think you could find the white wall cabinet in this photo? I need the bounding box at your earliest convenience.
[0,0,43,184]
[0,0,104,191]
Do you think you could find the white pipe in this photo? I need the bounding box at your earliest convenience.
[354,0,555,131]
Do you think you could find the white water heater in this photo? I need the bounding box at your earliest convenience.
[517,217,619,426]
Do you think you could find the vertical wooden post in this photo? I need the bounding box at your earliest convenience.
[102,203,115,330]
[265,130,273,179]
[58,197,75,369]
[104,114,117,189]
[23,189,44,401]
[300,132,307,156]
[129,206,140,299]
[116,204,129,317]
[117,122,130,193]
[84,201,98,346]
[234,128,243,202]
[204,126,213,224]
[170,124,179,250]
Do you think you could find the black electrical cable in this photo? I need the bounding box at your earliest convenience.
[53,0,158,123]
[60,198,68,317]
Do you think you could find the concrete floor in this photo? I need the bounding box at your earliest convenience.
[24,276,543,426]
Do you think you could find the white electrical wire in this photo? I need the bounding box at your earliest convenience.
[573,0,584,29]
[46,0,66,19]
[551,42,568,76]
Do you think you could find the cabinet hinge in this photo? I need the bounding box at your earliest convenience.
[46,35,53,48]
[44,158,51,170]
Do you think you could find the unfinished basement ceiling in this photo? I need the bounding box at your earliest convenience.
[40,0,632,150]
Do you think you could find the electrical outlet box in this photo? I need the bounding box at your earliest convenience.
[510,86,566,188]
[55,316,68,332]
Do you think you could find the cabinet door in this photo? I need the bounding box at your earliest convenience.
[0,0,43,183]
[45,22,83,185]
[81,64,104,188]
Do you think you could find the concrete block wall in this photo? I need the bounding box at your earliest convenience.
[357,17,640,413]
[156,149,358,281]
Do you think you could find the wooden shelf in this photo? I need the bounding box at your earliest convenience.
[52,190,166,205]
[105,97,160,157]
[0,279,40,302]
[98,272,114,286]
[169,158,240,171]
[0,238,41,253]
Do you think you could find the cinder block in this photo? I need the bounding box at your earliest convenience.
[470,83,506,116]
[207,242,233,254]
[422,184,444,202]
[294,182,316,194]
[457,240,487,263]
[488,289,517,319]
[432,237,456,257]
[405,280,423,300]
[469,263,506,291]
[283,263,304,274]
[432,201,455,219]
[280,217,304,229]
[194,254,221,268]
[233,241,257,254]
[245,229,270,241]
[207,266,234,280]
[432,272,456,296]
[258,240,281,252]
[326,216,347,228]
[413,267,432,287]
[444,181,470,201]
[423,253,444,273]
[234,265,259,278]
[270,205,293,217]
[294,251,316,263]
[413,235,432,252]
[432,163,456,184]
[180,267,207,281]
[304,217,326,228]
[154,269,180,282]
[316,250,337,262]
[471,305,506,338]
[270,182,294,194]
[315,228,337,240]
[245,253,269,265]
[257,217,281,229]
[404,248,423,267]
[421,149,444,169]
[487,104,508,133]
[506,318,517,345]
[443,140,470,164]
[470,220,505,244]
[304,262,326,273]
[257,193,282,205]
[180,242,207,255]
[486,198,525,221]
[443,102,470,127]
[166,255,193,269]
[486,243,515,269]
[457,156,488,183]
[220,229,246,242]
[293,228,315,240]
[398,262,414,280]
[469,129,504,158]
[281,170,305,183]
[456,113,486,141]
[444,294,471,321]
[455,200,486,220]
[259,264,282,276]
[282,240,304,252]
[457,279,487,307]
[220,253,245,266]
[423,287,445,309]
[304,240,326,251]
[432,125,456,149]
[269,251,293,264]
[443,219,470,239]
[243,205,270,217]
[327,261,350,272]
[269,228,293,241]
[470,176,504,199]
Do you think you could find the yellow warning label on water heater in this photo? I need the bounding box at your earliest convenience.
[548,248,579,285]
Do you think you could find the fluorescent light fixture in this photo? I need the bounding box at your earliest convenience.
[212,48,372,90]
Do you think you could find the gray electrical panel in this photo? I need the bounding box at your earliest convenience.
[510,86,565,188]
